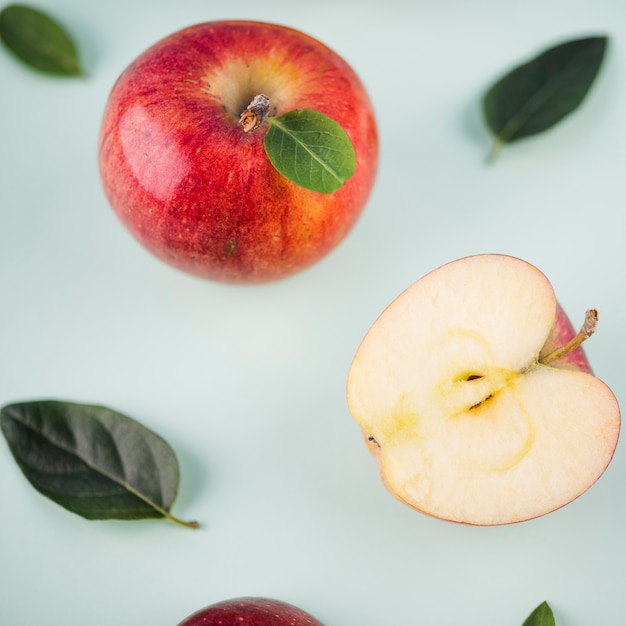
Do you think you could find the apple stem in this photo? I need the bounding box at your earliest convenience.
[539,309,599,365]
[239,94,270,132]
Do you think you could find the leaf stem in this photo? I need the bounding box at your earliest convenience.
[486,137,504,164]
[163,511,200,529]
[539,309,598,365]
[114,478,200,529]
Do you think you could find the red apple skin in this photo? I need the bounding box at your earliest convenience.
[177,597,325,626]
[98,20,378,284]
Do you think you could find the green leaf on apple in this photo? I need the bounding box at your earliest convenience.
[264,109,356,193]
[0,3,82,76]
[483,36,608,162]
[522,601,555,626]
[1,400,198,528]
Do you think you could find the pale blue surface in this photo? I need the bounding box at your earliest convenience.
[1,1,625,625]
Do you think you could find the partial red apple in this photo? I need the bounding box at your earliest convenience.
[98,20,378,283]
[347,254,620,525]
[177,597,324,625]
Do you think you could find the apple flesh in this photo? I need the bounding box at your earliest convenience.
[98,20,378,284]
[346,254,620,525]
[177,597,325,626]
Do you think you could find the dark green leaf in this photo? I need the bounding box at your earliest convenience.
[264,109,356,193]
[522,601,555,626]
[1,400,198,528]
[483,36,608,160]
[0,4,82,75]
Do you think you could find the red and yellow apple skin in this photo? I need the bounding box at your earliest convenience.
[177,597,325,626]
[98,20,378,284]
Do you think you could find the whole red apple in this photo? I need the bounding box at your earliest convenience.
[177,597,325,625]
[98,20,378,283]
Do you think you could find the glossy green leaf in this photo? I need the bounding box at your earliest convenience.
[1,400,198,528]
[0,4,82,75]
[522,601,555,626]
[483,36,608,160]
[264,109,356,193]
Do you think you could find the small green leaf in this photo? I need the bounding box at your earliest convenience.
[522,601,556,626]
[0,3,82,75]
[264,109,356,193]
[1,400,198,528]
[483,36,608,160]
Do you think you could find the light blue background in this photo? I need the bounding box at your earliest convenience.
[1,1,625,624]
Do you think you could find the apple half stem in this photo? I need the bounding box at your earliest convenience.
[540,309,599,365]
[239,94,271,132]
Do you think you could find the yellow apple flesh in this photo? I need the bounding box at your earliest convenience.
[346,254,620,525]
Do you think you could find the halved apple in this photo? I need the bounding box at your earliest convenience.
[346,254,620,525]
